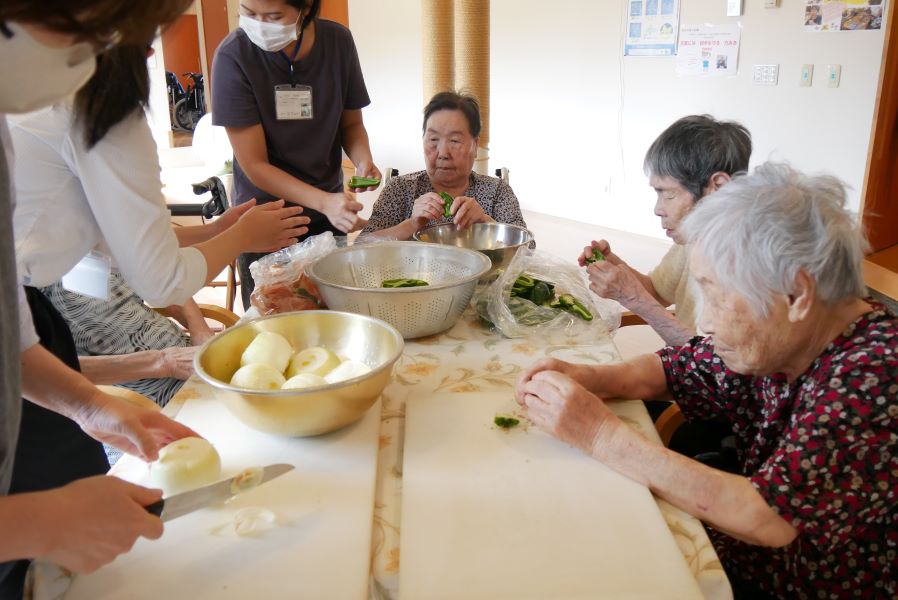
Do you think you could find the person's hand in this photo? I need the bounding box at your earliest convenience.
[410,192,445,227]
[577,240,622,266]
[210,200,256,235]
[517,370,621,455]
[449,196,490,229]
[35,476,163,574]
[514,357,592,406]
[74,391,199,462]
[584,260,646,308]
[235,199,310,252]
[321,192,364,233]
[353,161,383,192]
[159,346,199,379]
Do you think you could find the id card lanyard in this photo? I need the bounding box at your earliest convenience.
[275,24,313,121]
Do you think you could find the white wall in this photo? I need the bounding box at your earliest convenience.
[349,0,885,240]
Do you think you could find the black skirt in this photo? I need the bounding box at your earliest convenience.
[0,287,109,599]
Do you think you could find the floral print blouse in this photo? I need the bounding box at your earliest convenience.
[658,304,897,599]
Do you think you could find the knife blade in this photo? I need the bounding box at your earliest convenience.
[145,463,294,522]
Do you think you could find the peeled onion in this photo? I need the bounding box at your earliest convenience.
[286,346,340,378]
[233,507,277,537]
[281,373,327,389]
[150,437,221,496]
[240,331,293,373]
[324,360,372,384]
[230,363,286,390]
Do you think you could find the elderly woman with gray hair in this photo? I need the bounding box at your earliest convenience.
[515,163,896,600]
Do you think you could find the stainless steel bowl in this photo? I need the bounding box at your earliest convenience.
[194,311,404,437]
[413,222,534,278]
[306,241,491,339]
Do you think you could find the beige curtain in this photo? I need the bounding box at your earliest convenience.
[421,0,490,174]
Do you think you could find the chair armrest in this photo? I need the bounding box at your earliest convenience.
[655,403,686,447]
[197,304,240,328]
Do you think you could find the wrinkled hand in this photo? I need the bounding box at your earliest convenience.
[353,162,383,192]
[514,357,593,405]
[160,346,199,379]
[36,476,163,574]
[449,196,489,229]
[211,200,256,235]
[517,370,620,455]
[584,261,645,307]
[410,192,445,226]
[577,240,622,266]
[322,192,365,233]
[75,391,199,462]
[237,199,310,252]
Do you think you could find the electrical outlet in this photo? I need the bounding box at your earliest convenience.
[752,64,779,86]
[764,0,779,6]
[827,64,842,88]
[800,64,814,87]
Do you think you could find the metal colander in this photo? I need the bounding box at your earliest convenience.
[307,242,491,338]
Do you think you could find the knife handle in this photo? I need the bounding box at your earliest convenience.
[145,499,165,518]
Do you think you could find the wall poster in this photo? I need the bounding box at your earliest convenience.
[624,0,681,56]
[804,0,886,30]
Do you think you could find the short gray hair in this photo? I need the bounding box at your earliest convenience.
[680,162,868,316]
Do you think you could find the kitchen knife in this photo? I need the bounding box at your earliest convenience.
[144,463,294,522]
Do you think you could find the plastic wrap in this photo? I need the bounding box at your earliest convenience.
[475,247,621,342]
[249,232,339,315]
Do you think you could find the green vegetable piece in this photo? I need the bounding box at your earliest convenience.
[494,415,520,429]
[585,248,606,265]
[555,294,593,321]
[529,281,553,306]
[381,278,429,288]
[347,176,381,189]
[438,191,454,218]
[513,274,536,289]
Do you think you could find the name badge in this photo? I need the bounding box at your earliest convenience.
[275,84,313,120]
[61,250,112,300]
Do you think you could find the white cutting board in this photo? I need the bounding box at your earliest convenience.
[65,390,382,600]
[399,393,703,600]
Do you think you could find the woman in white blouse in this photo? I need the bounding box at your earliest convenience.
[8,45,310,498]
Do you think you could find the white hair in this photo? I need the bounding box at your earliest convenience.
[680,162,868,316]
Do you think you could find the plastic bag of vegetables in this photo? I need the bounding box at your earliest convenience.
[474,247,620,342]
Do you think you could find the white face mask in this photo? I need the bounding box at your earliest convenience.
[0,22,97,114]
[239,14,300,53]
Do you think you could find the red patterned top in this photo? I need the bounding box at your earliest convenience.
[658,304,897,599]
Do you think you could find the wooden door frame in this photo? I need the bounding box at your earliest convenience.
[860,3,898,253]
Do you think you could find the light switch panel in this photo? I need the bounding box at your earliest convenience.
[753,64,779,86]
[800,64,814,87]
[827,64,842,88]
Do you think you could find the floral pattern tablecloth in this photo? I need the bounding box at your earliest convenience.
[368,308,732,600]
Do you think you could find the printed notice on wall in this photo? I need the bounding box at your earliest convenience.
[804,0,885,31]
[624,0,680,56]
[675,24,741,77]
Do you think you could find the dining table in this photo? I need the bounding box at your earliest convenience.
[52,304,733,600]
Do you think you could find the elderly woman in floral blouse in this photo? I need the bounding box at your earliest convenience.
[362,91,526,239]
[515,162,896,600]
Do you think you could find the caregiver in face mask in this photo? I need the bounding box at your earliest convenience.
[212,0,380,309]
[0,2,200,595]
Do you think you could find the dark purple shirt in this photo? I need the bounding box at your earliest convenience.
[212,19,369,235]
[658,304,897,599]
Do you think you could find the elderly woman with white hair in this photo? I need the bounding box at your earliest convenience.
[515,162,896,600]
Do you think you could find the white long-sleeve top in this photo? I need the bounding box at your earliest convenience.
[11,104,206,307]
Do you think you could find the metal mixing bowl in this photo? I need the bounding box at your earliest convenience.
[194,311,404,437]
[413,222,534,278]
[306,241,491,338]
